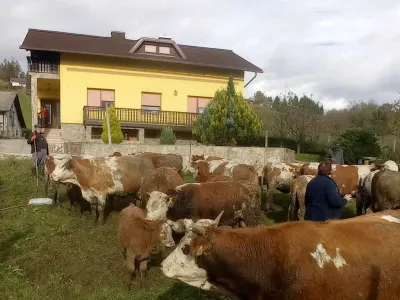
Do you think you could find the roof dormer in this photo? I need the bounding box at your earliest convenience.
[129,37,187,59]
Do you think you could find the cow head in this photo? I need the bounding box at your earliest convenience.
[49,154,75,182]
[146,191,176,221]
[161,211,224,290]
[191,160,208,182]
[383,160,399,172]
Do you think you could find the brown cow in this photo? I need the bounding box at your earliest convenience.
[49,154,155,225]
[133,152,183,176]
[206,175,234,182]
[288,175,314,221]
[139,167,184,206]
[145,181,261,229]
[192,159,258,184]
[370,170,400,213]
[162,210,400,300]
[117,204,175,287]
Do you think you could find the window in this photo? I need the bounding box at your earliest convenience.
[141,92,161,114]
[187,97,212,113]
[87,89,115,107]
[159,46,171,55]
[144,45,157,53]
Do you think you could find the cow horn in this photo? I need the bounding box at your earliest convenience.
[191,224,206,236]
[214,211,224,226]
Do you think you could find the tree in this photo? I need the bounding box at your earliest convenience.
[0,59,24,82]
[193,77,263,146]
[271,95,289,145]
[250,91,273,107]
[101,105,124,144]
[337,129,381,164]
[159,127,176,145]
[283,91,324,153]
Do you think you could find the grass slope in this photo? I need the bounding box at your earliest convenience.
[17,90,31,130]
[0,159,356,299]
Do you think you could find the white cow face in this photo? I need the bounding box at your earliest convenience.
[161,211,224,291]
[146,191,173,221]
[49,155,76,183]
[161,219,214,290]
[160,222,175,248]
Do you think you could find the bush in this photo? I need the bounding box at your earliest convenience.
[101,105,123,144]
[193,77,263,146]
[22,128,31,139]
[159,127,176,145]
[336,129,381,164]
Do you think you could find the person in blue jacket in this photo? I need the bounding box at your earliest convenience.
[304,160,352,222]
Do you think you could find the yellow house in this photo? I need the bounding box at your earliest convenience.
[20,29,262,143]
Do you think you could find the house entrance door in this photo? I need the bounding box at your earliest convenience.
[40,100,61,129]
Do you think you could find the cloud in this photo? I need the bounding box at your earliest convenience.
[1,0,399,110]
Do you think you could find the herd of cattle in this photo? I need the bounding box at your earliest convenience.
[43,152,400,299]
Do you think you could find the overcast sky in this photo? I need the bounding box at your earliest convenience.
[1,0,399,110]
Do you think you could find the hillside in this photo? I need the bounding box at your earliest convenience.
[17,90,31,130]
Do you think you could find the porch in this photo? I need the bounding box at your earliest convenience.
[83,106,199,129]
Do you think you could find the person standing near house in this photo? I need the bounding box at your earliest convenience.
[41,106,49,128]
[27,124,48,178]
[326,143,344,165]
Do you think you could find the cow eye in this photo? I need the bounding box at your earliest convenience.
[182,244,189,255]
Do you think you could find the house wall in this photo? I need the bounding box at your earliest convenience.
[59,53,244,124]
[0,103,23,137]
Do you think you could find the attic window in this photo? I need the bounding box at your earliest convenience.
[159,46,171,55]
[144,45,157,53]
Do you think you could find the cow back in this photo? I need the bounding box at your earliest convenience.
[140,167,184,205]
[167,181,261,227]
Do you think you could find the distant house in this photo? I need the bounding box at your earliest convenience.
[0,91,26,137]
[10,78,27,88]
[20,28,262,143]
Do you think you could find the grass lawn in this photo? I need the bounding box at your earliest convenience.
[17,90,31,130]
[0,159,356,300]
[295,153,323,162]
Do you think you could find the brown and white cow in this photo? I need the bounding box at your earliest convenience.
[191,155,224,164]
[300,162,319,176]
[262,162,303,193]
[162,211,400,300]
[118,204,175,286]
[192,159,259,184]
[139,166,184,206]
[370,169,400,213]
[145,181,261,229]
[49,154,155,224]
[287,175,314,221]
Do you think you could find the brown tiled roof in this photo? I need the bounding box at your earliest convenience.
[20,29,263,73]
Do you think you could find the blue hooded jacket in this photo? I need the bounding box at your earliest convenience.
[304,175,347,222]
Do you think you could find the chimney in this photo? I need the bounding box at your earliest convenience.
[159,35,172,41]
[111,31,125,39]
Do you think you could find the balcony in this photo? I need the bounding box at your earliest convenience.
[83,106,199,129]
[27,57,59,74]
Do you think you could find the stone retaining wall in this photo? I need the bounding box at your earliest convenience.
[62,142,295,169]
